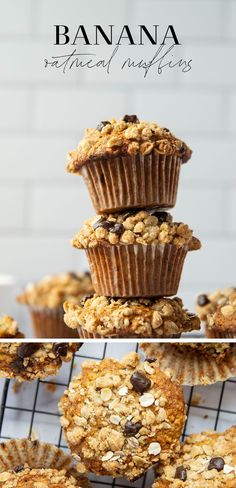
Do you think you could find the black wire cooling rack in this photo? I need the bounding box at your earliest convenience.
[0,342,236,488]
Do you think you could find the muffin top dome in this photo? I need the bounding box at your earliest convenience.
[72,209,201,250]
[66,115,192,171]
[0,467,81,487]
[59,352,186,480]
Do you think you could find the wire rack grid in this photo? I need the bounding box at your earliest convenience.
[0,342,236,488]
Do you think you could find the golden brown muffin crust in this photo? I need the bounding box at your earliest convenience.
[0,467,81,487]
[0,343,79,382]
[0,316,24,339]
[207,291,236,332]
[66,116,192,171]
[64,295,200,338]
[17,272,93,309]
[59,352,186,480]
[196,287,235,322]
[72,209,201,250]
[153,426,236,487]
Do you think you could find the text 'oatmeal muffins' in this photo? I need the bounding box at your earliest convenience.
[0,438,89,487]
[141,343,236,386]
[59,352,186,481]
[0,316,24,339]
[152,426,236,487]
[0,342,80,382]
[199,289,236,339]
[67,115,192,212]
[17,271,93,338]
[64,295,200,339]
[72,209,201,297]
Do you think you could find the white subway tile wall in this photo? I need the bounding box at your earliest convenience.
[0,0,235,332]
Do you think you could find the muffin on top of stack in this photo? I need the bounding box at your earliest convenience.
[64,115,201,338]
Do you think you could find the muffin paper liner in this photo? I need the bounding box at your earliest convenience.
[86,243,188,297]
[76,325,181,340]
[141,343,236,386]
[29,305,79,339]
[205,325,236,339]
[80,153,181,213]
[0,439,90,486]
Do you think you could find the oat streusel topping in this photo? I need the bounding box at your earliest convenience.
[196,287,235,322]
[0,316,24,339]
[64,295,200,338]
[153,426,236,487]
[174,343,232,362]
[0,467,81,487]
[59,352,186,480]
[66,116,192,172]
[0,343,79,382]
[206,291,236,331]
[17,272,93,309]
[72,209,201,249]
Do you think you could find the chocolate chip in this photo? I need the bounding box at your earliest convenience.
[124,420,142,437]
[80,294,93,306]
[53,343,69,357]
[96,120,111,131]
[197,294,210,306]
[11,357,25,372]
[123,115,139,123]
[92,219,114,231]
[13,465,24,473]
[145,357,157,363]
[148,209,172,223]
[208,457,225,472]
[68,272,80,280]
[109,223,124,235]
[17,343,41,359]
[175,466,187,481]
[130,371,151,393]
[121,209,139,220]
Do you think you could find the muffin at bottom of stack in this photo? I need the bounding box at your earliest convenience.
[141,343,236,385]
[0,342,80,382]
[152,426,236,487]
[64,295,200,338]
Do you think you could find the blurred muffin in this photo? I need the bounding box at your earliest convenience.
[141,343,236,385]
[64,295,200,339]
[205,291,236,338]
[67,115,192,212]
[59,352,186,481]
[0,342,80,382]
[17,272,93,338]
[72,209,201,297]
[196,287,235,322]
[0,438,89,487]
[0,315,24,338]
[153,426,236,487]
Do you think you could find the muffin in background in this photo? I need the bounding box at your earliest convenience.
[0,342,80,382]
[64,295,200,339]
[72,209,201,297]
[0,438,89,487]
[67,115,192,213]
[17,271,93,338]
[141,343,236,385]
[153,426,236,487]
[0,315,24,338]
[59,352,186,481]
[196,287,236,338]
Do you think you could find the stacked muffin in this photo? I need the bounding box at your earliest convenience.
[64,115,201,338]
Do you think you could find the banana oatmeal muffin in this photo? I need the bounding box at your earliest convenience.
[17,271,93,338]
[0,315,24,339]
[67,115,192,212]
[0,438,89,487]
[196,287,235,322]
[141,343,236,385]
[72,209,201,297]
[205,290,236,338]
[59,352,186,480]
[64,295,200,338]
[153,426,236,487]
[0,342,80,382]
